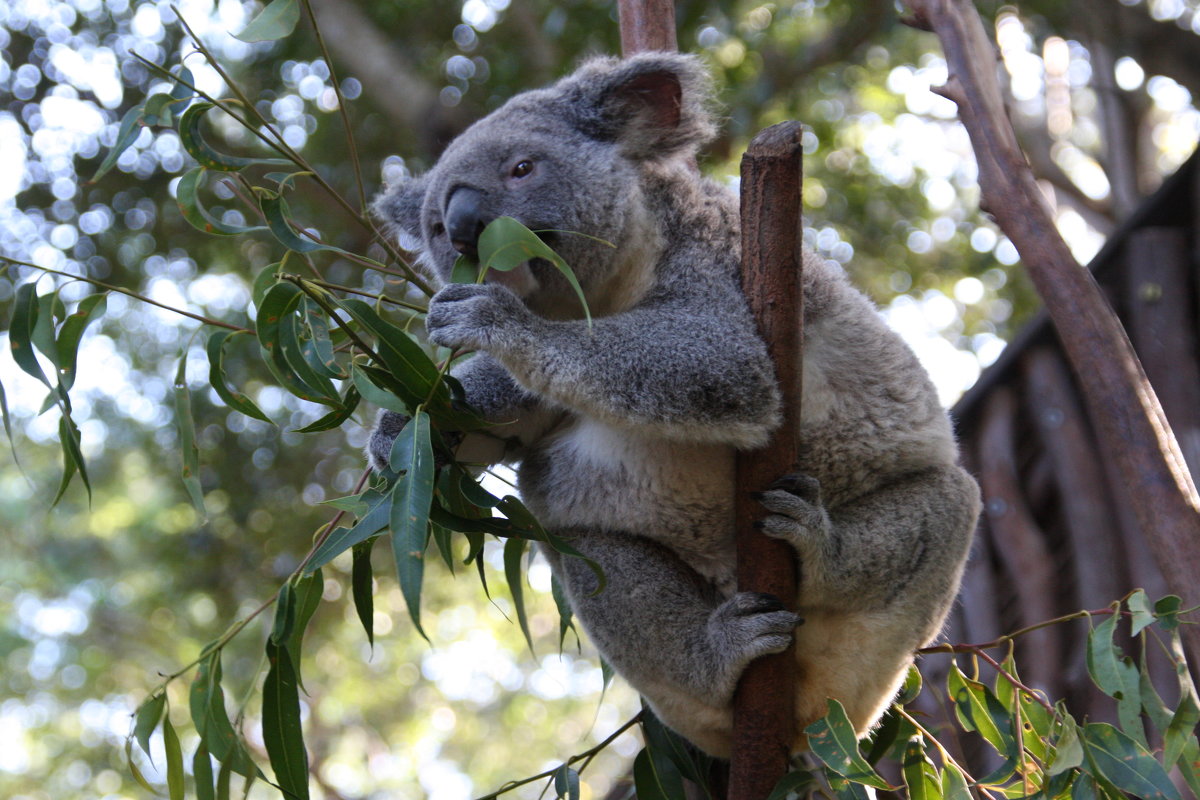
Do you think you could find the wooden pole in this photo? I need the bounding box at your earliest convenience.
[730,122,805,800]
[617,0,678,54]
[901,0,1200,667]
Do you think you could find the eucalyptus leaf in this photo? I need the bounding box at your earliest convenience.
[804,699,892,790]
[234,0,300,42]
[263,642,309,799]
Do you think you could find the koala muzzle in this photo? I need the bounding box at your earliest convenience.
[445,186,490,257]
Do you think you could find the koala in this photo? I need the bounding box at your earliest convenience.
[368,53,980,757]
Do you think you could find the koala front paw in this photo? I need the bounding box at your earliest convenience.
[366,409,409,472]
[426,283,531,352]
[754,473,833,560]
[707,592,803,676]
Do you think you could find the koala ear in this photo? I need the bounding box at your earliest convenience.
[372,173,431,245]
[564,53,717,160]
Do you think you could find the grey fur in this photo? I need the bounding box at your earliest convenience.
[369,53,980,757]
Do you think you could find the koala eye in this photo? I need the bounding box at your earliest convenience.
[510,160,535,179]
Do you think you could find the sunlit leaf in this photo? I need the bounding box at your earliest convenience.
[174,350,207,520]
[286,570,322,693]
[1048,717,1085,776]
[1081,722,1181,800]
[864,707,916,765]
[389,411,434,640]
[256,282,342,405]
[804,699,892,790]
[235,0,300,42]
[898,664,922,705]
[941,763,972,800]
[125,737,157,793]
[351,540,375,646]
[901,737,940,800]
[179,103,291,171]
[263,642,309,799]
[948,663,1014,756]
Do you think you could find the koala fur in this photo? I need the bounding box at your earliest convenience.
[369,53,980,757]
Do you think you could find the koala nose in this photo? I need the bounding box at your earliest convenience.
[444,186,489,257]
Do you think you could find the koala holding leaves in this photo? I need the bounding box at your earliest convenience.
[368,53,979,757]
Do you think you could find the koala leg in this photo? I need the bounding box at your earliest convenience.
[541,529,801,753]
[756,465,978,618]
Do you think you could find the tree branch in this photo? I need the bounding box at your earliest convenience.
[900,0,1200,669]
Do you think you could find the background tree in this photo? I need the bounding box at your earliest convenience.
[1,1,1197,798]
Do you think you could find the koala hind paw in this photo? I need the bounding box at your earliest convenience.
[709,592,803,664]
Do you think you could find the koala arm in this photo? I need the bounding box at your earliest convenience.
[426,282,781,448]
[366,353,563,472]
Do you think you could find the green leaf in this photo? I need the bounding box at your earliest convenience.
[282,570,323,694]
[1127,589,1155,636]
[1114,656,1146,747]
[298,297,344,379]
[305,488,391,573]
[194,742,216,800]
[338,300,441,395]
[0,377,17,468]
[901,737,940,800]
[277,292,340,404]
[170,66,195,100]
[53,413,91,506]
[1081,722,1181,800]
[1177,735,1200,798]
[10,283,54,391]
[478,216,592,325]
[864,707,916,765]
[256,282,341,405]
[350,362,414,414]
[125,736,157,793]
[252,263,281,307]
[174,351,207,520]
[293,384,359,433]
[553,764,580,800]
[179,103,291,171]
[133,693,166,762]
[632,747,684,800]
[1164,690,1200,769]
[235,0,300,42]
[947,663,1015,755]
[163,714,185,800]
[263,642,309,798]
[92,103,146,183]
[271,581,296,646]
[941,763,972,800]
[261,194,341,254]
[351,541,375,646]
[176,167,266,236]
[1153,595,1182,630]
[389,411,434,639]
[190,652,260,779]
[642,707,715,794]
[1049,717,1085,776]
[206,330,273,422]
[767,771,818,800]
[1086,613,1124,697]
[550,572,577,652]
[55,293,106,392]
[504,537,534,653]
[451,254,480,284]
[804,699,892,790]
[898,664,922,705]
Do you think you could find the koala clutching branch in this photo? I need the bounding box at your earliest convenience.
[368,53,980,757]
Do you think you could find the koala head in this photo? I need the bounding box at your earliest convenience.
[374,53,716,318]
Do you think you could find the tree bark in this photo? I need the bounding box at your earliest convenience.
[729,123,805,800]
[901,0,1200,668]
[617,0,678,54]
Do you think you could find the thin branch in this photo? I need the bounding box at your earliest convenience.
[0,256,250,332]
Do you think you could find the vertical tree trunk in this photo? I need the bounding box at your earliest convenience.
[730,123,805,800]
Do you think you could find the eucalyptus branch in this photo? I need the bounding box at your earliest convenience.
[975,649,1057,715]
[295,467,372,576]
[300,0,367,212]
[305,278,428,313]
[280,273,388,366]
[894,706,998,800]
[0,256,250,332]
[474,712,644,800]
[919,606,1122,655]
[168,11,433,293]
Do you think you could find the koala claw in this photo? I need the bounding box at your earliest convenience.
[755,473,833,555]
[425,282,529,351]
[709,592,803,664]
